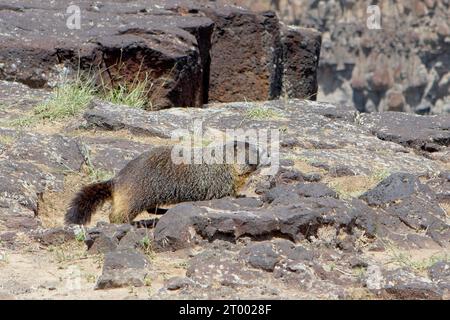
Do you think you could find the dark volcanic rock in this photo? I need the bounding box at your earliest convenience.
[0,0,321,108]
[152,203,206,251]
[80,136,153,173]
[239,242,281,272]
[8,132,84,172]
[263,183,337,205]
[361,112,450,151]
[118,228,152,250]
[281,26,322,100]
[0,0,214,109]
[95,248,149,289]
[203,8,282,102]
[360,173,449,245]
[85,223,133,254]
[428,261,450,290]
[238,239,314,272]
[164,276,195,291]
[84,100,187,138]
[379,268,443,300]
[153,195,377,251]
[360,173,432,206]
[30,227,76,246]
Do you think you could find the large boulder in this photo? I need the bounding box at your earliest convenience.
[0,0,322,108]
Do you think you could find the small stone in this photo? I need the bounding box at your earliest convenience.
[239,242,281,272]
[95,249,149,290]
[165,277,194,291]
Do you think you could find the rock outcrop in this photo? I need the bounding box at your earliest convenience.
[238,0,450,114]
[0,0,321,109]
[1,77,449,298]
[0,0,449,301]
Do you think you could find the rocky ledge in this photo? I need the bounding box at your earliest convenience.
[0,78,449,299]
[0,0,321,109]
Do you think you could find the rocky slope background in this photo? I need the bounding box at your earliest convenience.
[0,0,449,300]
[237,0,450,114]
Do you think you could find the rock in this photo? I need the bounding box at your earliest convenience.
[0,0,214,109]
[380,268,443,300]
[81,136,153,173]
[95,248,149,290]
[263,183,337,205]
[84,100,188,138]
[239,242,281,272]
[281,26,322,100]
[118,228,152,250]
[302,172,323,182]
[238,239,314,272]
[7,132,84,172]
[30,227,76,246]
[0,1,320,108]
[360,112,450,152]
[85,224,133,254]
[273,261,316,288]
[329,165,356,177]
[0,159,61,215]
[0,231,16,246]
[2,215,41,232]
[295,183,338,198]
[86,233,118,255]
[254,0,450,114]
[154,195,378,251]
[153,203,205,251]
[360,173,431,206]
[348,257,369,269]
[204,7,282,102]
[360,172,449,245]
[365,265,384,290]
[428,261,450,290]
[165,277,195,291]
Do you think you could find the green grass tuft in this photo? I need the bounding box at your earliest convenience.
[103,75,150,109]
[33,76,97,121]
[10,70,153,127]
[245,107,283,120]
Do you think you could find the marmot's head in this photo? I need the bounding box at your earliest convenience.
[223,140,261,176]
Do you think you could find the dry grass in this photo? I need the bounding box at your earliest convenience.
[9,66,155,127]
[244,106,284,120]
[441,202,450,217]
[0,134,15,146]
[326,169,390,199]
[291,158,326,174]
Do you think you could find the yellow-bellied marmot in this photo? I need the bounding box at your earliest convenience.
[65,141,260,225]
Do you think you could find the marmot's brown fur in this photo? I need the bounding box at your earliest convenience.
[65,141,260,225]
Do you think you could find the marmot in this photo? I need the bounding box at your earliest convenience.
[65,141,261,225]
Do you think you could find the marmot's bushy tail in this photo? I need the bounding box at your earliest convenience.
[65,180,113,225]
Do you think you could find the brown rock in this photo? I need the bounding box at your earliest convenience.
[0,1,214,109]
[281,26,322,100]
[205,8,282,102]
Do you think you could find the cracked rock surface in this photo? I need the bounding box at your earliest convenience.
[0,78,449,298]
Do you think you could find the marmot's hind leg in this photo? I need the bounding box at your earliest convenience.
[109,191,142,224]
